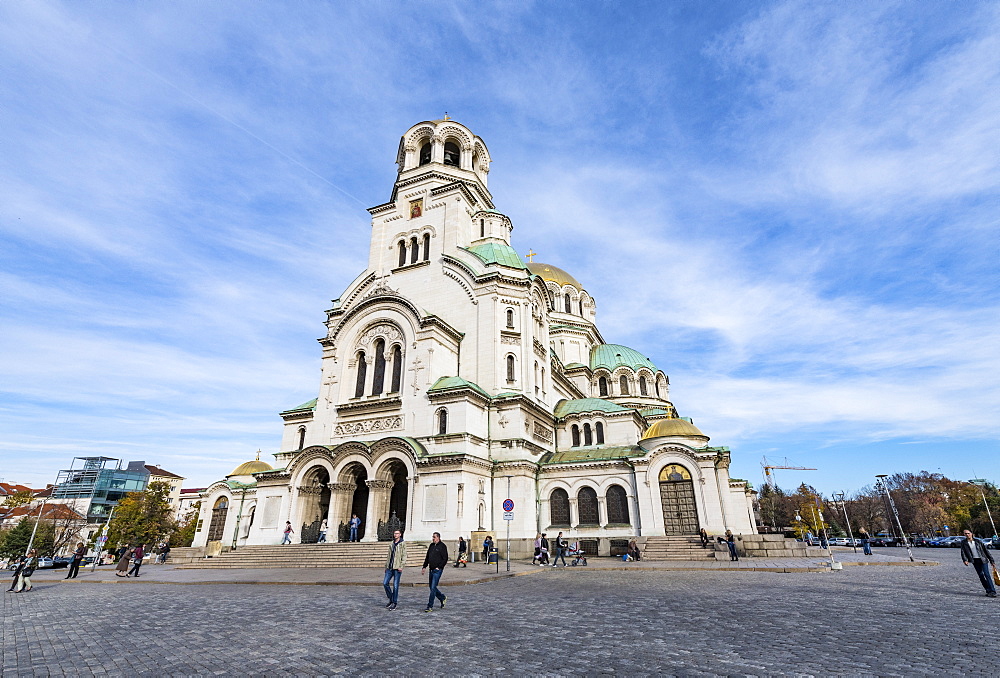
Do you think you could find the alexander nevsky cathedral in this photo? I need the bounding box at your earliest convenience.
[193,119,756,554]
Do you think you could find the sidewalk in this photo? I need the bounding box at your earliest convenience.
[24,549,936,587]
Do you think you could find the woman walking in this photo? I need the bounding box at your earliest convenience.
[16,550,38,592]
[115,546,133,577]
[453,536,468,567]
[7,556,25,592]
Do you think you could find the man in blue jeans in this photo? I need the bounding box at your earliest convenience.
[551,531,567,567]
[382,530,406,610]
[960,529,996,598]
[421,532,449,612]
[349,514,361,542]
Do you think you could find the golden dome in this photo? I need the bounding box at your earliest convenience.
[527,262,583,289]
[228,451,273,477]
[641,417,709,441]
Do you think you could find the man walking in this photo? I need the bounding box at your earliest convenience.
[551,531,567,567]
[421,532,449,612]
[126,544,145,578]
[960,529,996,598]
[281,521,294,545]
[382,529,406,611]
[858,527,872,556]
[65,543,86,579]
[349,514,361,542]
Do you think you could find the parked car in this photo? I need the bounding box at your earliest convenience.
[50,557,71,569]
[829,538,850,547]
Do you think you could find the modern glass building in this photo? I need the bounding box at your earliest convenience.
[51,457,150,523]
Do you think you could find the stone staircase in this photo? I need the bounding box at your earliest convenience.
[641,535,714,560]
[175,542,427,569]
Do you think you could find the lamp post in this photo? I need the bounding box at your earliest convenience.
[875,475,914,562]
[834,491,857,554]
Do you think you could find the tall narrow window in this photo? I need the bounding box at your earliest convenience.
[619,375,630,395]
[419,142,431,165]
[390,345,403,393]
[579,300,584,315]
[583,423,593,446]
[598,377,609,397]
[297,427,306,450]
[354,351,367,398]
[443,141,460,166]
[639,376,648,396]
[506,309,514,328]
[437,408,448,435]
[371,339,386,395]
[595,421,604,444]
[606,485,630,525]
[480,219,485,238]
[655,379,661,397]
[564,293,572,313]
[422,233,430,261]
[578,487,599,525]
[506,355,515,382]
[549,489,570,526]
[571,424,580,447]
[397,241,406,268]
[410,237,419,264]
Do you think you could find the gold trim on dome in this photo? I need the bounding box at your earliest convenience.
[641,417,708,441]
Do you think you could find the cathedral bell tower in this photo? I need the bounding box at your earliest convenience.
[367,119,502,274]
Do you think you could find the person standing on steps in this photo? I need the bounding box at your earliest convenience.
[349,514,361,542]
[318,519,328,543]
[422,532,449,612]
[725,530,739,561]
[65,543,86,579]
[382,529,406,611]
[960,529,997,598]
[281,521,294,545]
[551,532,568,567]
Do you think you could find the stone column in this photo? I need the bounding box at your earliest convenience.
[569,497,579,529]
[328,483,356,541]
[597,496,608,528]
[363,479,394,542]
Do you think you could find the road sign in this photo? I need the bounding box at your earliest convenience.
[502,498,514,512]
[503,511,514,521]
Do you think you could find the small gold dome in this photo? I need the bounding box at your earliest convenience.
[229,452,273,477]
[641,418,709,441]
[527,262,583,289]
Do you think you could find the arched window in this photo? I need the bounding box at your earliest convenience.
[606,485,630,524]
[578,487,599,525]
[579,299,584,315]
[207,496,229,542]
[437,408,448,435]
[371,339,386,395]
[443,141,460,166]
[598,377,608,397]
[639,376,648,396]
[564,293,572,313]
[506,355,515,382]
[595,421,605,444]
[549,488,570,526]
[506,309,514,328]
[571,424,580,447]
[297,427,306,450]
[409,237,419,264]
[390,345,403,393]
[419,142,431,165]
[480,219,485,238]
[422,233,430,261]
[354,351,367,398]
[397,241,406,268]
[583,423,593,446]
[619,375,630,395]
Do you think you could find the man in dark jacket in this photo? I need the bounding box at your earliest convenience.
[126,544,145,578]
[65,543,86,579]
[421,532,449,612]
[960,529,996,597]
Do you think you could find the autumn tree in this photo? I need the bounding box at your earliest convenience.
[0,517,55,558]
[171,501,201,547]
[106,481,176,549]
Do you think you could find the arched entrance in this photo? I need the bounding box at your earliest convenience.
[373,459,409,541]
[339,463,368,541]
[207,496,229,542]
[300,466,331,543]
[659,464,699,535]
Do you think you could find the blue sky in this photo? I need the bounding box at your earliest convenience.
[1,1,998,496]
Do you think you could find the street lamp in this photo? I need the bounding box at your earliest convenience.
[875,475,914,562]
[834,492,857,554]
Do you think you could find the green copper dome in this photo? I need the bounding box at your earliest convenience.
[590,344,658,373]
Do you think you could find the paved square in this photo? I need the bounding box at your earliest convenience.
[1,549,994,675]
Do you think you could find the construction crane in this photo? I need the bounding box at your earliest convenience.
[761,457,817,488]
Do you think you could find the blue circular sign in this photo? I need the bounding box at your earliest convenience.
[502,499,514,512]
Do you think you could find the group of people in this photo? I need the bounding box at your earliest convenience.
[284,514,364,545]
[531,532,595,566]
[6,550,38,593]
[381,529,449,612]
[113,544,146,578]
[699,527,740,561]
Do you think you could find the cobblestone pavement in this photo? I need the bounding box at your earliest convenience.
[2,548,993,676]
